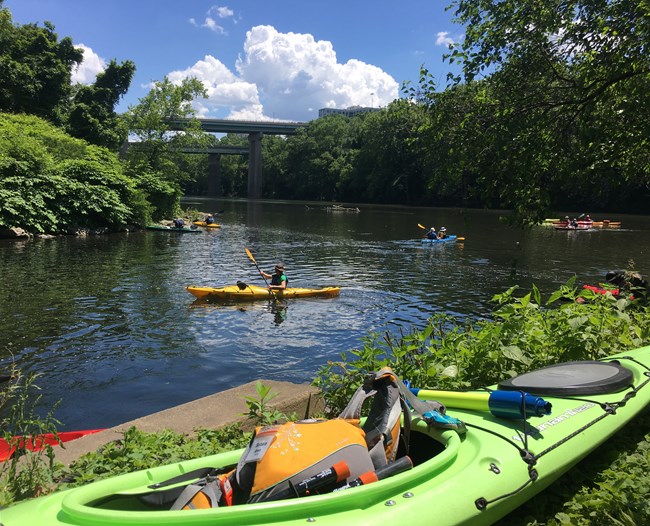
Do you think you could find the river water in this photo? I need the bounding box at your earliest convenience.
[1,200,648,430]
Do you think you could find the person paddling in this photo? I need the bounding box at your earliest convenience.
[438,227,447,239]
[261,263,288,291]
[426,227,436,240]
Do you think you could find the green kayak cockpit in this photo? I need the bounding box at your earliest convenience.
[59,423,455,525]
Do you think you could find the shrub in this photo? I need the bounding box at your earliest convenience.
[314,278,650,416]
[0,363,61,506]
[0,112,157,232]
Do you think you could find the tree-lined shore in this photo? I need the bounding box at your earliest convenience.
[1,0,648,237]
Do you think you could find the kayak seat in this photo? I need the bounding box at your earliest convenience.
[339,368,411,468]
[339,367,466,469]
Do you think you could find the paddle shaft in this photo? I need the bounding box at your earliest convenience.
[418,223,433,239]
[245,248,275,299]
[411,388,551,419]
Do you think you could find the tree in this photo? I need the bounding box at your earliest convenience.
[441,0,650,222]
[282,115,356,201]
[66,59,136,150]
[0,4,83,124]
[0,112,149,233]
[405,75,501,209]
[354,100,431,205]
[123,77,210,218]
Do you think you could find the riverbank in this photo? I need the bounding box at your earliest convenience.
[52,380,321,467]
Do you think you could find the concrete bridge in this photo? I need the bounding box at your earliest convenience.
[168,118,306,198]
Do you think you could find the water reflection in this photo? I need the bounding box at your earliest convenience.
[189,297,289,326]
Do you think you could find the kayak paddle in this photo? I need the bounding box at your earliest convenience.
[409,387,551,419]
[245,247,275,299]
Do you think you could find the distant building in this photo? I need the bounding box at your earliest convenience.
[318,105,381,118]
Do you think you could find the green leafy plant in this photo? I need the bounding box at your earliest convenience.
[243,381,293,426]
[0,113,152,232]
[0,362,61,506]
[54,425,251,492]
[314,278,650,416]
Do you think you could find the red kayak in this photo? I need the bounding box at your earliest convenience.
[583,284,620,296]
[0,429,105,461]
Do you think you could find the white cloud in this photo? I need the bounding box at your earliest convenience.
[71,44,106,84]
[167,55,264,119]
[166,25,399,121]
[203,17,226,34]
[435,32,456,47]
[211,6,234,19]
[190,6,235,34]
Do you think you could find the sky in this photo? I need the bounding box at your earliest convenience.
[5,1,465,122]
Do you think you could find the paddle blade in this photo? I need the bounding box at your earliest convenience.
[417,224,426,230]
[457,237,465,241]
[245,247,257,264]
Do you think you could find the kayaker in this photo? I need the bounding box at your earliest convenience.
[205,214,215,225]
[426,227,436,240]
[438,227,447,239]
[261,263,288,290]
[173,218,184,229]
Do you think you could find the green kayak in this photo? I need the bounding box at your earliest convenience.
[187,284,341,301]
[3,346,649,526]
[145,225,201,233]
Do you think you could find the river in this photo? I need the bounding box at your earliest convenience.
[1,200,648,430]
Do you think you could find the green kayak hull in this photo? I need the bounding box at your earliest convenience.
[187,284,341,301]
[3,346,649,526]
[145,225,201,233]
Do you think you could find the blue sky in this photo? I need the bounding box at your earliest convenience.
[5,1,464,122]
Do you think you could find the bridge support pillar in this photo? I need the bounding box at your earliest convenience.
[247,132,263,198]
[207,153,221,197]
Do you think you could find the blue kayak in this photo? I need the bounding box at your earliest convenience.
[421,235,457,244]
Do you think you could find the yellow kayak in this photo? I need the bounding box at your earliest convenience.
[187,284,341,301]
[192,221,221,228]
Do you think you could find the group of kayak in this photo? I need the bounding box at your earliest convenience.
[544,215,622,230]
[146,213,223,233]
